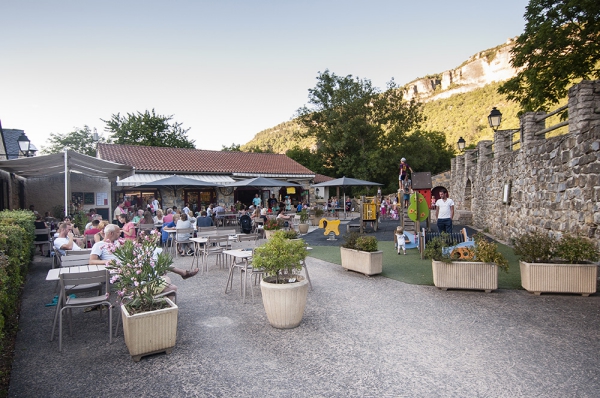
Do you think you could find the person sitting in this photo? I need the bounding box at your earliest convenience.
[161,214,180,245]
[61,216,80,236]
[162,208,174,224]
[94,220,109,243]
[153,208,164,224]
[276,208,292,229]
[175,213,194,256]
[84,219,102,248]
[139,210,155,226]
[118,213,136,241]
[196,211,214,228]
[132,209,144,224]
[53,222,83,255]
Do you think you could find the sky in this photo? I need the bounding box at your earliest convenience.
[1,0,530,152]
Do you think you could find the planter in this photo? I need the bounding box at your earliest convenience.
[309,215,319,226]
[260,276,309,329]
[298,223,309,234]
[264,229,280,239]
[520,260,597,296]
[340,247,383,276]
[432,260,498,293]
[121,298,178,362]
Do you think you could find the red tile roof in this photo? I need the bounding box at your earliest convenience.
[314,173,336,183]
[97,144,315,176]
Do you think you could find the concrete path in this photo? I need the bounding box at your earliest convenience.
[9,251,600,397]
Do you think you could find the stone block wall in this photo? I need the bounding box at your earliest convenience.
[447,80,600,246]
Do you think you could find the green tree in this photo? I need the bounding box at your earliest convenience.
[399,130,455,180]
[296,70,423,185]
[221,143,241,151]
[285,146,325,175]
[498,0,600,111]
[40,126,107,156]
[102,109,195,148]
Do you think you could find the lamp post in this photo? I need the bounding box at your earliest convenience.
[457,137,466,152]
[17,132,35,157]
[487,107,502,131]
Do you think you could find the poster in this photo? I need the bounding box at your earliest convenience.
[96,192,108,206]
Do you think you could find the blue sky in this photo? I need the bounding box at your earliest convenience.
[1,0,529,151]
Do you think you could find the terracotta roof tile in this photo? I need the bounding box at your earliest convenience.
[314,173,336,183]
[97,144,315,176]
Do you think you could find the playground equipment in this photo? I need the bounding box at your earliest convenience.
[319,218,341,240]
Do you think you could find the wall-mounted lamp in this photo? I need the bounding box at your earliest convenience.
[488,107,502,132]
[17,132,36,157]
[457,137,466,152]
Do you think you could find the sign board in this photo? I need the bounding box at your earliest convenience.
[411,172,432,189]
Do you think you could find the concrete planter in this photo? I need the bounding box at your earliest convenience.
[264,229,280,239]
[298,223,309,234]
[340,247,383,276]
[121,298,178,362]
[260,276,309,329]
[519,260,597,296]
[432,260,498,293]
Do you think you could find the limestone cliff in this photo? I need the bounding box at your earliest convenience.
[402,38,520,102]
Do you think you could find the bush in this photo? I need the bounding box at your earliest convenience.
[342,232,378,252]
[555,234,599,264]
[513,231,556,263]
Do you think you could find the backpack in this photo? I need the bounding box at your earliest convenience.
[239,214,252,234]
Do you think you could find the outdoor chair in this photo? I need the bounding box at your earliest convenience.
[174,227,194,257]
[202,235,230,271]
[52,269,112,352]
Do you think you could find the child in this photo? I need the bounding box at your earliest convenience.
[394,226,407,255]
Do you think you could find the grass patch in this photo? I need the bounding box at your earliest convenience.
[308,241,523,289]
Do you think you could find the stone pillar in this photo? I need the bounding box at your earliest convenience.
[520,111,546,148]
[569,80,600,135]
[494,129,511,157]
[450,158,457,182]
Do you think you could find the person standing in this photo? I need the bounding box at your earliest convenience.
[435,190,454,234]
[113,200,125,225]
[399,158,414,189]
[252,194,262,208]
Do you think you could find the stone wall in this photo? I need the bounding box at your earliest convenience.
[446,80,600,246]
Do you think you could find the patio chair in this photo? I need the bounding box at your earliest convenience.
[174,227,194,257]
[202,235,230,271]
[53,269,112,352]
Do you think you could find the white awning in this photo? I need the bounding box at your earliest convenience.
[117,173,235,187]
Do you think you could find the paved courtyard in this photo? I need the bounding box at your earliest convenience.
[8,244,600,397]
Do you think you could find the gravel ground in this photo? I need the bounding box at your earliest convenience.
[8,246,600,397]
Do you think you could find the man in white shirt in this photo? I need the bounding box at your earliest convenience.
[182,203,190,215]
[53,222,83,254]
[89,224,121,264]
[435,190,455,234]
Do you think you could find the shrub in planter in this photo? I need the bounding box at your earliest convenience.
[340,232,382,276]
[514,231,599,296]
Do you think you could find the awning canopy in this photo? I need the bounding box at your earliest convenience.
[0,149,133,179]
[117,173,234,187]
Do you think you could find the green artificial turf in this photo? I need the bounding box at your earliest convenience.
[308,241,523,289]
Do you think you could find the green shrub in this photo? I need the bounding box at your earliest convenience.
[342,232,378,252]
[281,230,300,239]
[513,231,556,263]
[555,234,599,264]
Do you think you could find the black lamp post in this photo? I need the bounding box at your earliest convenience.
[457,137,466,152]
[488,107,502,131]
[17,132,32,157]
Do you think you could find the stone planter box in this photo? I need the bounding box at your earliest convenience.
[520,260,597,296]
[432,260,498,293]
[340,247,383,276]
[260,277,309,329]
[121,298,178,362]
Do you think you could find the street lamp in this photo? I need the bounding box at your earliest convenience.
[17,132,32,157]
[457,137,466,152]
[487,107,502,131]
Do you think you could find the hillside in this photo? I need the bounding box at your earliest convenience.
[241,39,567,154]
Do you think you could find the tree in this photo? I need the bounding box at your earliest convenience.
[498,0,600,111]
[286,146,326,175]
[296,70,423,186]
[221,143,241,151]
[102,109,195,148]
[40,126,107,156]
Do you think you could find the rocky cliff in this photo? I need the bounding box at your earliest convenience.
[402,38,520,102]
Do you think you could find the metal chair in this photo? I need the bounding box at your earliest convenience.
[34,228,51,256]
[52,269,112,352]
[174,227,194,257]
[202,235,230,271]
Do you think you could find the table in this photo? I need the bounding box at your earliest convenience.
[223,249,254,303]
[190,235,238,270]
[46,265,107,281]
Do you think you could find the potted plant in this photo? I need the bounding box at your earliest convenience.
[424,233,509,293]
[281,229,300,240]
[340,232,383,276]
[262,218,283,239]
[514,231,599,296]
[107,231,178,361]
[310,208,324,226]
[298,209,309,234]
[252,231,309,329]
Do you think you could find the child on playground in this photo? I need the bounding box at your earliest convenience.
[394,226,407,255]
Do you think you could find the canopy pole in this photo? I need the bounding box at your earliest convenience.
[64,148,68,217]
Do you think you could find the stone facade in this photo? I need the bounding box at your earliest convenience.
[436,80,600,246]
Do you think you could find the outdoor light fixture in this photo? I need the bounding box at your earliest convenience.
[92,127,99,142]
[17,132,31,156]
[488,107,502,131]
[457,137,466,152]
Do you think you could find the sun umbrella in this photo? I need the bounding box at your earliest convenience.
[224,177,301,188]
[135,175,222,195]
[312,176,383,217]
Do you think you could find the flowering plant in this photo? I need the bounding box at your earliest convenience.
[263,218,283,231]
[106,230,174,313]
